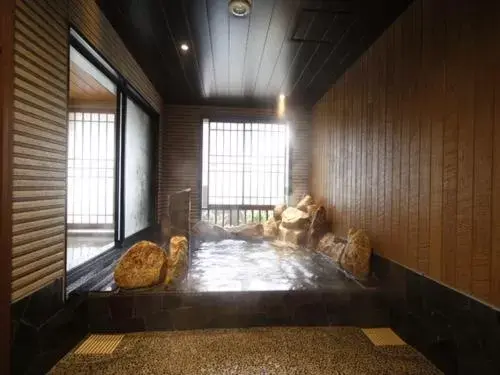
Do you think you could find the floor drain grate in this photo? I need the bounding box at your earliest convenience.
[362,328,406,346]
[74,334,124,355]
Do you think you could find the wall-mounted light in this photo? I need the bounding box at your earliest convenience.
[278,94,286,118]
[180,43,189,52]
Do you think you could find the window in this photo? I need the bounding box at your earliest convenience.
[201,119,289,225]
[67,112,115,226]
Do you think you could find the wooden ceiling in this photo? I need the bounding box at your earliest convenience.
[97,0,412,108]
[70,61,115,103]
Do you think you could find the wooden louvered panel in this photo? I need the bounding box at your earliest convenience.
[12,233,65,258]
[12,251,64,280]
[14,111,66,136]
[11,269,64,303]
[13,198,65,212]
[12,243,64,269]
[13,206,65,223]
[14,52,67,92]
[310,0,500,308]
[11,0,68,302]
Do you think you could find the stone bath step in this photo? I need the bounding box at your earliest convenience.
[87,289,388,333]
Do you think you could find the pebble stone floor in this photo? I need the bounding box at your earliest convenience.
[50,327,442,375]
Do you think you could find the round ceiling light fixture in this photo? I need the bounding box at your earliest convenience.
[229,0,252,17]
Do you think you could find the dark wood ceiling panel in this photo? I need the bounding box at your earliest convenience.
[98,0,413,108]
[253,0,301,98]
[241,0,277,98]
[228,4,250,97]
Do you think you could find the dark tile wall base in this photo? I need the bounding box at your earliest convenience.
[11,279,88,375]
[372,255,500,375]
[87,289,388,333]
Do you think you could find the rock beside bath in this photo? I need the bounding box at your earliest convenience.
[192,220,230,241]
[226,223,263,240]
[317,233,346,263]
[281,207,310,230]
[296,195,314,212]
[114,241,168,289]
[165,236,189,286]
[340,229,372,280]
[278,226,306,246]
[307,206,328,249]
[273,204,287,220]
[263,217,279,238]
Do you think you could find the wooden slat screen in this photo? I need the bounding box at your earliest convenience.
[310,0,500,308]
[11,0,69,302]
[159,105,311,223]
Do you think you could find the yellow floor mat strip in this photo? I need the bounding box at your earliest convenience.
[362,328,406,346]
[74,334,124,355]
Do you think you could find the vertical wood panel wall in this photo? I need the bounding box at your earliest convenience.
[311,0,500,308]
[10,0,162,302]
[159,105,311,223]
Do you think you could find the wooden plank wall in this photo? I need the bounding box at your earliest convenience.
[159,105,311,223]
[69,0,161,113]
[10,0,69,303]
[9,0,162,302]
[310,0,500,308]
[1,0,15,371]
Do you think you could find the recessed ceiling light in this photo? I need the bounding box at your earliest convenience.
[180,43,189,52]
[229,0,252,17]
[279,94,286,100]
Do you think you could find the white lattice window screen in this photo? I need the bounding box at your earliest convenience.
[202,120,290,208]
[67,112,115,225]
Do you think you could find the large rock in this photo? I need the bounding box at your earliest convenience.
[192,220,230,241]
[307,205,328,249]
[340,229,372,279]
[165,236,189,286]
[317,233,346,263]
[278,226,306,246]
[281,207,310,230]
[114,241,168,289]
[263,217,279,238]
[226,223,263,240]
[273,204,287,220]
[296,195,314,212]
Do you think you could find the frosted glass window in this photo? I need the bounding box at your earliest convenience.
[124,98,154,237]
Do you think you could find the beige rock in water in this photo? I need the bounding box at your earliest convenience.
[192,220,230,241]
[317,233,346,263]
[307,205,327,249]
[226,223,263,239]
[165,236,189,286]
[263,217,279,238]
[273,204,287,220]
[296,195,314,212]
[278,226,306,246]
[114,241,168,289]
[340,229,372,279]
[281,207,310,230]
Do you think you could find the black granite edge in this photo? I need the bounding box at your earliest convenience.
[11,279,89,375]
[67,246,123,286]
[372,254,500,375]
[87,287,389,333]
